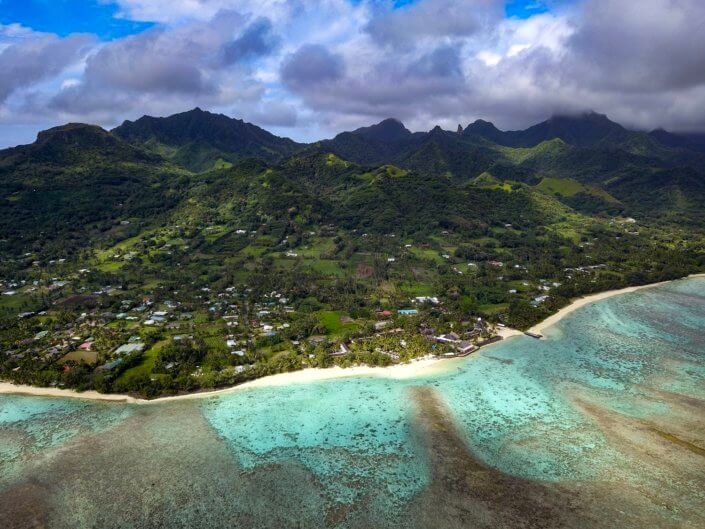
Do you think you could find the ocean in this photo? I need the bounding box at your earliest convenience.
[1,278,704,528]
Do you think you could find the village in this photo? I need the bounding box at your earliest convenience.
[1,212,686,397]
[0,267,520,393]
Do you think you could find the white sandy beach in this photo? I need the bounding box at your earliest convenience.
[2,273,703,404]
[528,273,705,335]
[495,327,524,339]
[0,382,141,403]
[0,356,452,404]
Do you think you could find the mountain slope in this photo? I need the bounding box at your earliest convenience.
[464,112,630,148]
[3,108,705,263]
[0,124,187,256]
[113,108,302,172]
[350,118,413,142]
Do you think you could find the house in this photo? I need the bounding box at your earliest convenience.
[456,341,477,356]
[115,343,145,355]
[97,358,124,371]
[376,309,393,318]
[419,324,436,336]
[436,333,460,344]
[78,342,93,351]
[330,343,350,357]
[374,321,391,331]
[531,295,549,306]
[309,336,327,346]
[398,309,418,316]
[414,296,439,304]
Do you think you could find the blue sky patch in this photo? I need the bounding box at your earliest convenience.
[505,0,550,18]
[0,0,152,40]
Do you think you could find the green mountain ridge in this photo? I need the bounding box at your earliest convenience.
[3,108,705,258]
[113,108,302,172]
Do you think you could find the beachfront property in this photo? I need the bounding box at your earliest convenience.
[456,341,477,356]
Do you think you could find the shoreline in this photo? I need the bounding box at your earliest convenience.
[0,356,453,405]
[1,273,703,404]
[527,273,705,336]
[0,383,141,403]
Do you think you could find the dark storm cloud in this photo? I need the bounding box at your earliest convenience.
[0,33,91,103]
[221,17,279,64]
[566,0,705,93]
[281,44,345,89]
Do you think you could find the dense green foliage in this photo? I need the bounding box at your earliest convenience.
[1,109,704,397]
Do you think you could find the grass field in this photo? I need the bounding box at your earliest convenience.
[479,303,510,315]
[116,339,167,382]
[306,259,345,277]
[410,247,444,264]
[315,310,359,335]
[536,177,619,202]
[400,282,436,297]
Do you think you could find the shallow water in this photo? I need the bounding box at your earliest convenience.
[1,278,704,528]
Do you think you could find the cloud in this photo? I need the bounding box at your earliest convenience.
[0,31,92,103]
[243,101,298,127]
[275,0,705,134]
[47,10,271,122]
[83,29,215,95]
[4,0,705,149]
[111,0,297,25]
[567,0,705,93]
[281,44,345,89]
[221,17,279,64]
[366,0,502,48]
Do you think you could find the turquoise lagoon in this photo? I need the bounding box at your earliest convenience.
[1,278,704,528]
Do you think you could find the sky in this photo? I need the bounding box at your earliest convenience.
[0,0,704,148]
